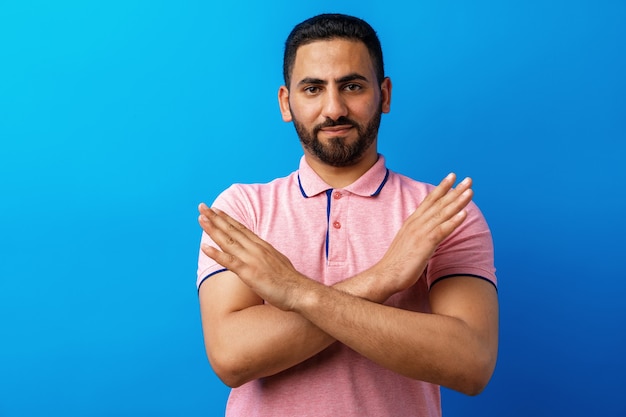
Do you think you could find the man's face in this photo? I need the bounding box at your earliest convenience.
[279,39,391,168]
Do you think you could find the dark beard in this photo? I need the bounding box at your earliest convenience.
[293,111,382,168]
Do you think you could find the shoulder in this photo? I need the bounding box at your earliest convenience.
[383,169,436,202]
[387,170,487,217]
[383,167,434,190]
[214,170,298,205]
[209,170,299,225]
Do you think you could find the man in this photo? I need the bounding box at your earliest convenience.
[197,13,498,417]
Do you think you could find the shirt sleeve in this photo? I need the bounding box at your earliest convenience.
[425,200,497,289]
[196,184,253,289]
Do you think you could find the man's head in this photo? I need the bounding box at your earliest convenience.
[279,14,391,168]
[283,14,385,90]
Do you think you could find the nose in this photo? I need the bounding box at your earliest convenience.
[321,88,348,121]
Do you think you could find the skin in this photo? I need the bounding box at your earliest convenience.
[197,39,499,395]
[278,38,391,188]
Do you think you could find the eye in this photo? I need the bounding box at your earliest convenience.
[344,83,362,92]
[304,86,321,95]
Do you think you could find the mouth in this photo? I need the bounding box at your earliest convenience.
[319,125,354,136]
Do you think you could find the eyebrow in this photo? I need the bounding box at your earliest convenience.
[297,73,369,87]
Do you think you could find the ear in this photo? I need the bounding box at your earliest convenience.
[278,85,292,122]
[380,77,392,114]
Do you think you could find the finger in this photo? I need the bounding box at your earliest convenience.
[199,208,275,268]
[212,208,249,232]
[198,211,263,279]
[210,208,272,248]
[426,176,473,217]
[453,176,472,194]
[197,203,217,233]
[199,212,244,254]
[198,206,246,241]
[428,186,474,226]
[431,208,469,242]
[414,185,473,241]
[439,172,457,189]
[423,186,473,244]
[199,203,239,229]
[198,202,216,218]
[201,243,242,271]
[421,173,456,207]
[410,173,466,221]
[451,177,473,205]
[435,176,472,206]
[442,188,473,220]
[198,203,221,232]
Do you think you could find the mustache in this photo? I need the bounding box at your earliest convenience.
[315,117,359,131]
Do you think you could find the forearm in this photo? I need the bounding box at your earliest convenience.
[204,269,389,387]
[207,303,332,387]
[294,278,498,395]
[198,180,495,390]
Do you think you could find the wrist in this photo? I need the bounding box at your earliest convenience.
[364,263,396,302]
[334,263,392,304]
[291,279,326,316]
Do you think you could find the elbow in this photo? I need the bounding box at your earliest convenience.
[207,350,253,388]
[456,352,497,396]
[458,374,490,397]
[452,370,493,397]
[221,377,248,389]
[213,368,247,389]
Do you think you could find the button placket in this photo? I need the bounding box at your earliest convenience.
[327,189,347,264]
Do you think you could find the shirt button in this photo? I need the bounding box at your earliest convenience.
[333,221,341,229]
[333,191,343,200]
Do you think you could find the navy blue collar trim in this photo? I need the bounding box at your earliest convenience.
[298,168,390,198]
[371,168,390,196]
[297,174,309,198]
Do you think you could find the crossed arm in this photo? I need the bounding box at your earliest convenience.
[197,174,499,394]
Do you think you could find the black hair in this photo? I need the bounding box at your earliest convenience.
[283,13,385,88]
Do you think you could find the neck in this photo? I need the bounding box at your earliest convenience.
[304,150,379,189]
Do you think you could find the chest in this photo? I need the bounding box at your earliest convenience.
[253,190,416,285]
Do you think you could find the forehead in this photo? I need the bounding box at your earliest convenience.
[291,39,375,83]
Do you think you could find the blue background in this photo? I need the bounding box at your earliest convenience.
[1,1,624,416]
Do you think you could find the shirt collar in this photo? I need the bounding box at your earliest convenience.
[297,154,390,198]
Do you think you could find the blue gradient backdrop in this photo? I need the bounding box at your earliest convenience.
[1,1,624,416]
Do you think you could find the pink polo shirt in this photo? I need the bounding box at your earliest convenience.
[197,155,496,417]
